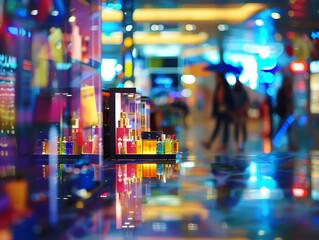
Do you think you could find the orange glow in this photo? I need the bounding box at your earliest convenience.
[263,138,272,153]
[101,32,208,45]
[182,63,211,77]
[102,4,267,23]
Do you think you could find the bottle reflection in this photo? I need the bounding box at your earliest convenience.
[116,164,142,229]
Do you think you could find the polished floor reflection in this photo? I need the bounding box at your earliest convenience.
[53,151,319,240]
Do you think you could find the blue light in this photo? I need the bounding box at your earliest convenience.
[116,83,124,88]
[20,28,26,37]
[311,31,319,39]
[203,50,220,64]
[266,87,275,96]
[298,114,308,126]
[114,3,122,10]
[16,9,27,17]
[272,114,295,147]
[263,72,275,83]
[7,26,18,35]
[154,77,173,88]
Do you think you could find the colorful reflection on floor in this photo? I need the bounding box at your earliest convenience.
[31,152,318,240]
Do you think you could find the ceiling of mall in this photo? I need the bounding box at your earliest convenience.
[102,0,319,56]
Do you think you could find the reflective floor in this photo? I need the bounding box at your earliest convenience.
[51,150,319,240]
[3,118,316,239]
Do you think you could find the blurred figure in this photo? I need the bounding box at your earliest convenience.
[232,79,249,152]
[201,73,234,152]
[274,76,295,150]
[169,96,190,129]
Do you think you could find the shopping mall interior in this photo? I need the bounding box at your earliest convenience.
[1,0,319,239]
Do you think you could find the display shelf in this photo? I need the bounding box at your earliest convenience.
[33,154,100,165]
[105,154,177,165]
[104,88,177,164]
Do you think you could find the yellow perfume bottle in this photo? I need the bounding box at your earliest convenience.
[164,135,172,154]
[136,136,142,154]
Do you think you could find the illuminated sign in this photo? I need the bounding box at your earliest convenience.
[289,60,307,73]
[310,60,319,74]
[0,54,17,70]
[311,31,319,39]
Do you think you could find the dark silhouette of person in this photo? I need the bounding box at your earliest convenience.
[232,79,249,152]
[274,76,295,150]
[201,72,234,152]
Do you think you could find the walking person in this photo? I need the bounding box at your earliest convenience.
[201,72,234,152]
[274,76,296,150]
[232,79,249,152]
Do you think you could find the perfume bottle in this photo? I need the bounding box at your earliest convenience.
[164,135,172,154]
[61,137,67,155]
[72,128,79,154]
[83,135,93,154]
[156,137,164,154]
[117,137,123,154]
[127,137,136,154]
[92,127,99,154]
[42,139,48,154]
[57,139,60,155]
[172,135,179,154]
[136,136,142,154]
[66,136,74,155]
[151,139,156,154]
[123,134,128,154]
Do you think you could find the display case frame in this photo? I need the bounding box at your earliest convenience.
[105,88,176,163]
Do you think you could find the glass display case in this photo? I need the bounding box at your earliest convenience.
[141,96,151,132]
[104,88,176,162]
[0,0,103,238]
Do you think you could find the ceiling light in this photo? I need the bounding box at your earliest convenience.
[181,75,196,85]
[151,24,159,31]
[255,19,264,26]
[185,24,196,31]
[158,24,164,31]
[31,9,38,16]
[217,24,229,31]
[69,16,76,23]
[102,4,267,23]
[126,24,133,31]
[102,31,208,45]
[51,10,59,16]
[271,12,281,19]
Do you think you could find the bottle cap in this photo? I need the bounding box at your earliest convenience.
[162,134,166,140]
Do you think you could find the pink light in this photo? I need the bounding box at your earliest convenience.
[289,61,307,73]
[293,188,305,197]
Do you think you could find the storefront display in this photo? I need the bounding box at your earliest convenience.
[103,88,177,162]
